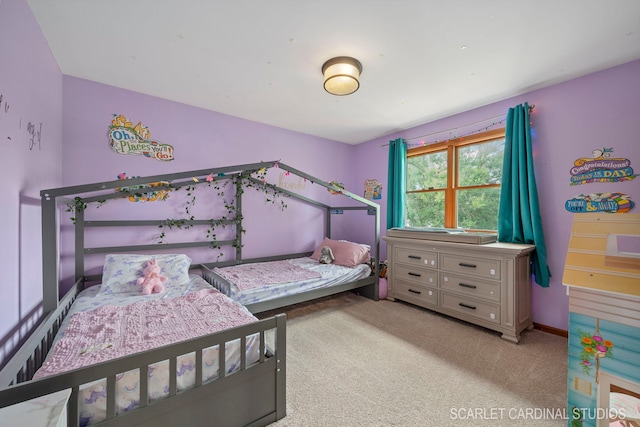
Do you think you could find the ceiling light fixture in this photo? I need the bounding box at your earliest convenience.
[322,56,362,96]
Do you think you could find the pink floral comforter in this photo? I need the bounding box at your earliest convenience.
[35,288,256,378]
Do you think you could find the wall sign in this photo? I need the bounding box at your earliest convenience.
[278,171,306,191]
[364,179,382,215]
[364,179,382,200]
[108,114,174,162]
[116,173,170,203]
[565,192,634,213]
[328,181,344,195]
[570,148,636,186]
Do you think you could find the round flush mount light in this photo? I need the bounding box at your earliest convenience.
[322,56,362,96]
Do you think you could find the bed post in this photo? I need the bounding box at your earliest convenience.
[275,313,287,420]
[235,176,243,261]
[374,204,380,277]
[41,191,59,314]
[75,205,85,283]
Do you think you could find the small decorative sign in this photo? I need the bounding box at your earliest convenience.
[108,114,174,162]
[278,171,306,191]
[116,173,170,203]
[364,179,383,200]
[328,181,344,195]
[570,148,636,186]
[565,192,634,213]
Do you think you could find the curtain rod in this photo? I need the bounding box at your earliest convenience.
[383,104,535,147]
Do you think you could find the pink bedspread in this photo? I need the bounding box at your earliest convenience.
[213,260,321,290]
[34,289,257,379]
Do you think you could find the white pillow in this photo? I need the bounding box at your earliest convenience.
[99,253,192,295]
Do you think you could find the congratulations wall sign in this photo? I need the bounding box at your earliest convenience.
[569,147,636,186]
[108,114,174,162]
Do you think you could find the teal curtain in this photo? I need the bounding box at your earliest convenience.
[498,103,551,286]
[387,138,407,229]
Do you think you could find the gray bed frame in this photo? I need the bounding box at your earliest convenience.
[0,160,379,426]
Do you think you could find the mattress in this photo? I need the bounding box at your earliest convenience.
[34,275,261,427]
[207,257,371,305]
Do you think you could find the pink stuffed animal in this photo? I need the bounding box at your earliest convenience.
[137,259,167,295]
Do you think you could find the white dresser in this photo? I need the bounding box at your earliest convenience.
[383,236,535,343]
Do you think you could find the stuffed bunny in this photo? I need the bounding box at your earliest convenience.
[137,259,167,294]
[318,246,335,264]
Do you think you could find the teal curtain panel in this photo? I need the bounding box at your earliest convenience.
[387,138,407,229]
[498,103,551,286]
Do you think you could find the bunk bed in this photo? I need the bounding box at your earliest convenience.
[0,160,379,426]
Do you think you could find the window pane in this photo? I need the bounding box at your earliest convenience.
[456,187,501,230]
[407,151,448,190]
[406,191,445,228]
[458,139,504,187]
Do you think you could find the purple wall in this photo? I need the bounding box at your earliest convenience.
[353,59,640,331]
[59,77,368,285]
[0,0,63,366]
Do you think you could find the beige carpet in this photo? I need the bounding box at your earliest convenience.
[259,292,568,427]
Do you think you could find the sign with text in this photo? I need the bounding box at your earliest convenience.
[565,192,634,213]
[108,114,174,161]
[570,148,636,185]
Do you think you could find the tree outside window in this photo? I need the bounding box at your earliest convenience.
[406,129,505,231]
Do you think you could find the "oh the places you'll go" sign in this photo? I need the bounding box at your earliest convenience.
[108,114,174,162]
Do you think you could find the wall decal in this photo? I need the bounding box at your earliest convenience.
[328,181,344,195]
[278,171,306,191]
[565,192,634,213]
[363,179,382,200]
[108,114,174,161]
[1,92,44,150]
[364,179,382,215]
[116,173,170,203]
[570,147,636,185]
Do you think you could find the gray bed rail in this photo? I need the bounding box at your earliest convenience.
[0,303,286,427]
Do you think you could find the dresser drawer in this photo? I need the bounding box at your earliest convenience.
[440,273,500,302]
[395,281,438,307]
[395,264,438,287]
[440,292,501,324]
[440,254,501,280]
[396,247,438,268]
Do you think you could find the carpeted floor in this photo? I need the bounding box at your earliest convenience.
[259,292,568,427]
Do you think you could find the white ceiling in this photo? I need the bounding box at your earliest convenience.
[27,0,640,145]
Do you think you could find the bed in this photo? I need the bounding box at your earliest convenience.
[202,239,375,313]
[0,160,378,426]
[0,255,286,427]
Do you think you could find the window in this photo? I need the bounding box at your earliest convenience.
[406,128,505,231]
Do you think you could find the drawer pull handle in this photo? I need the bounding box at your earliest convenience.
[459,303,476,310]
[458,283,477,289]
[408,289,422,295]
[459,263,477,268]
[408,272,422,277]
[408,255,421,260]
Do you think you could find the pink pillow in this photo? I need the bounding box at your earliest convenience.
[310,238,371,268]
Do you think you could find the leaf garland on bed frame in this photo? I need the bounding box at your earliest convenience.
[65,167,288,259]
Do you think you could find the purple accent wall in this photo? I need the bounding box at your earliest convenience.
[59,77,366,286]
[353,59,640,331]
[0,0,62,366]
